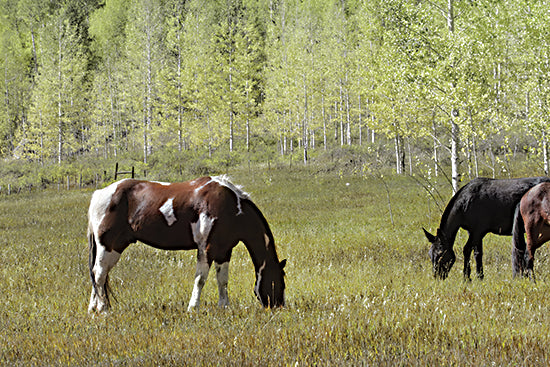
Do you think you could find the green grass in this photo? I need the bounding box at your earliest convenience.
[1,167,550,365]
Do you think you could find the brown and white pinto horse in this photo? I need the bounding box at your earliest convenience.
[517,181,550,281]
[87,175,286,313]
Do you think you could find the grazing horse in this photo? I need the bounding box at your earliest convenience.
[87,175,286,313]
[516,182,550,281]
[423,176,550,280]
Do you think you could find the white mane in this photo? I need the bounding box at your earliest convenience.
[211,175,250,200]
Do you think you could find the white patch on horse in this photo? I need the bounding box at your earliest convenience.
[159,198,177,226]
[264,233,270,249]
[191,212,216,246]
[254,261,267,299]
[211,175,250,215]
[88,179,128,236]
[152,181,171,186]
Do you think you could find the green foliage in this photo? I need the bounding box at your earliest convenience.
[23,5,89,163]
[2,0,550,176]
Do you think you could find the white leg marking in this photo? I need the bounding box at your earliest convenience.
[215,262,230,307]
[188,260,210,311]
[191,212,216,245]
[90,244,121,313]
[254,261,267,300]
[159,197,177,226]
[188,213,216,311]
[88,287,98,314]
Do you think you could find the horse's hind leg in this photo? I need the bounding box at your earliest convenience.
[524,246,536,282]
[214,261,230,307]
[89,244,121,313]
[524,226,545,282]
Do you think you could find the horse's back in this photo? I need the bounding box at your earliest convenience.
[458,177,550,207]
[453,176,550,234]
[87,176,255,252]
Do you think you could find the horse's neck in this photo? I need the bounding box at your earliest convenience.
[240,201,280,271]
[243,231,278,271]
[440,209,461,246]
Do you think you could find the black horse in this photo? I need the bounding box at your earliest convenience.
[423,176,550,280]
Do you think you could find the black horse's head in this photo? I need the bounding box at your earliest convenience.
[254,259,286,308]
[423,228,456,279]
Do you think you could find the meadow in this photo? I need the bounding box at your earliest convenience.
[1,165,550,366]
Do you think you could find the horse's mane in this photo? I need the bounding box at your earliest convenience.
[439,194,457,231]
[211,175,250,200]
[210,175,276,245]
[439,179,476,231]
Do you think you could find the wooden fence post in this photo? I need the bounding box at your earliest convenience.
[114,163,135,180]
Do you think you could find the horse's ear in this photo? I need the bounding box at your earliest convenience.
[280,259,287,269]
[423,227,436,243]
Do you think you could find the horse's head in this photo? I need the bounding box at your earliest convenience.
[423,228,455,279]
[254,259,286,308]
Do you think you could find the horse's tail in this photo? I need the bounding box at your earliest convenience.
[88,227,98,296]
[511,203,526,276]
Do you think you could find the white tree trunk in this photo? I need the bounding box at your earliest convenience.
[543,130,549,175]
[451,118,459,193]
[57,24,63,164]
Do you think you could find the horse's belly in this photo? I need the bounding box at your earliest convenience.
[135,225,197,251]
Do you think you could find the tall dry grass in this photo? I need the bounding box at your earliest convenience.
[1,167,549,365]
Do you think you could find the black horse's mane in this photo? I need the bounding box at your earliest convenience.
[438,180,473,233]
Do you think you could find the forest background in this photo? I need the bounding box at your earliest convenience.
[1,0,550,192]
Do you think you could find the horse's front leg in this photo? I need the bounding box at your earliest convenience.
[462,237,474,280]
[464,233,484,280]
[214,261,230,307]
[187,249,211,311]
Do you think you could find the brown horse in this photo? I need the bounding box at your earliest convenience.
[518,181,550,281]
[87,175,286,313]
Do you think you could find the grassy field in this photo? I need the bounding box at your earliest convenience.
[1,166,550,366]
